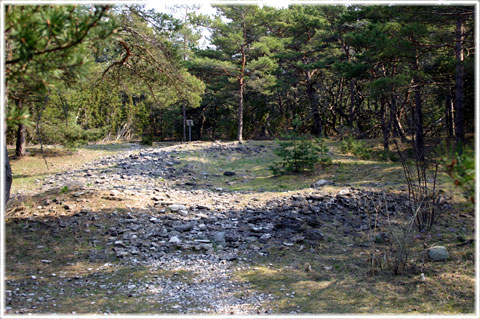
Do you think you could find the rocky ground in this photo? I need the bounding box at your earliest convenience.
[5,141,473,314]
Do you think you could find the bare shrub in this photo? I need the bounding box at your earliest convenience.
[365,192,420,276]
[394,139,440,232]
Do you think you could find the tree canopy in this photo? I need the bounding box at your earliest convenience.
[4,4,475,149]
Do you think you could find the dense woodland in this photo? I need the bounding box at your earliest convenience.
[5,5,475,155]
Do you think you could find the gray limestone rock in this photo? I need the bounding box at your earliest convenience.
[169,204,187,212]
[311,179,334,188]
[169,236,182,245]
[427,246,449,261]
[212,232,226,246]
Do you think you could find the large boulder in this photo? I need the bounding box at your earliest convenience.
[212,231,226,246]
[169,204,187,212]
[427,246,449,261]
[223,171,236,176]
[311,179,334,188]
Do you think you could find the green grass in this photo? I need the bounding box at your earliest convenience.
[174,139,433,193]
[172,139,470,211]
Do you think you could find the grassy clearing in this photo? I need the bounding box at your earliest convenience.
[176,139,467,205]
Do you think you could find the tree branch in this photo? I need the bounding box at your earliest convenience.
[6,6,109,65]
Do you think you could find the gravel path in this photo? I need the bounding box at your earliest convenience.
[7,142,283,314]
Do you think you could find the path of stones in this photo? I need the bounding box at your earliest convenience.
[8,142,433,314]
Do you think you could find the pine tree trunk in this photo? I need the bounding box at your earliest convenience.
[306,73,322,137]
[182,104,186,142]
[237,14,247,144]
[5,28,13,204]
[15,99,27,157]
[199,112,206,140]
[381,98,390,151]
[5,146,12,204]
[455,15,465,146]
[445,94,454,137]
[4,95,12,203]
[390,95,398,138]
[413,50,425,162]
[395,112,408,143]
[414,83,424,161]
[388,94,407,143]
[237,79,244,143]
[348,78,355,128]
[16,122,26,158]
[396,91,410,143]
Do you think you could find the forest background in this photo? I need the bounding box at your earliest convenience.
[4,3,475,167]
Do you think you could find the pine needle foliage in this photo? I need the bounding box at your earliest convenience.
[270,118,331,175]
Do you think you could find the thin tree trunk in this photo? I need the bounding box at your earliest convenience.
[413,49,425,162]
[306,72,322,137]
[236,12,248,144]
[182,6,188,143]
[212,103,217,141]
[348,78,355,128]
[343,40,355,129]
[4,92,12,204]
[395,112,408,143]
[183,6,188,61]
[381,98,389,151]
[237,31,247,144]
[5,145,12,204]
[455,15,465,147]
[445,94,454,137]
[5,21,13,204]
[182,104,186,142]
[387,93,407,143]
[390,95,398,138]
[414,83,424,161]
[237,79,244,143]
[15,99,26,158]
[396,92,409,143]
[199,111,206,140]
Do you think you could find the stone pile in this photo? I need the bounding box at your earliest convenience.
[104,188,412,262]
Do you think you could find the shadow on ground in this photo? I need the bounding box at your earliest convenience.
[5,184,475,314]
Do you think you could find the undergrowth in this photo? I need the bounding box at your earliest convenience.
[269,133,332,175]
[341,135,397,162]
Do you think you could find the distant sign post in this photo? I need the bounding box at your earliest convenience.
[186,120,194,142]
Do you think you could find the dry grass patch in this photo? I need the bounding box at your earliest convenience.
[235,227,474,314]
[9,144,133,193]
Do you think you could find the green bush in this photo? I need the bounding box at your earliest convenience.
[341,135,397,161]
[340,135,355,154]
[340,135,372,159]
[446,147,475,205]
[40,122,107,147]
[140,134,153,146]
[269,132,332,175]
